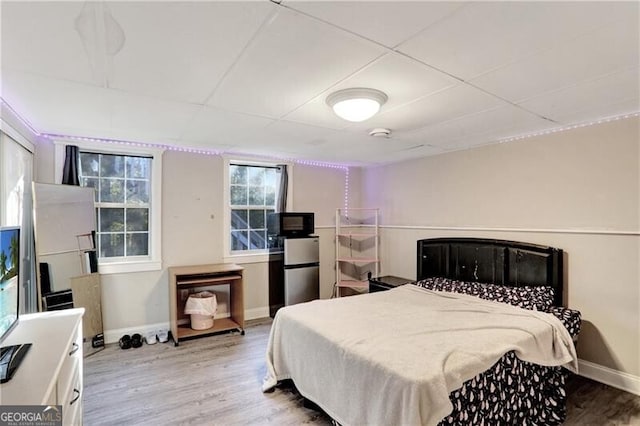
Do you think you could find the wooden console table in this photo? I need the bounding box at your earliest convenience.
[168,263,244,346]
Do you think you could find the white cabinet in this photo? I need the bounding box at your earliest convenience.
[0,308,84,425]
[335,208,379,297]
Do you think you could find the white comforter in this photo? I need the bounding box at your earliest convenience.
[263,285,577,426]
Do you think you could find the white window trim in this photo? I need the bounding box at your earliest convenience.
[53,140,163,274]
[222,156,293,264]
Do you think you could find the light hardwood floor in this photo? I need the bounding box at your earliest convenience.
[84,319,640,425]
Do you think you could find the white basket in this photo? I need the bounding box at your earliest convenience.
[190,313,214,330]
[184,291,217,330]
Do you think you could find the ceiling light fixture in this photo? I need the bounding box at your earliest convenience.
[326,88,388,122]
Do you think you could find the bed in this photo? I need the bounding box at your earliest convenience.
[263,238,582,425]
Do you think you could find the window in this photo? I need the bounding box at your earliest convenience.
[79,152,152,260]
[229,163,279,252]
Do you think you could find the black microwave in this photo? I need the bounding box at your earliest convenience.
[267,212,314,237]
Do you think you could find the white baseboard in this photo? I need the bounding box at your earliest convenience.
[578,359,640,396]
[104,307,270,344]
[104,321,170,345]
[245,306,270,321]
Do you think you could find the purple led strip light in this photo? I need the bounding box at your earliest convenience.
[0,97,42,136]
[498,111,640,144]
[1,96,352,209]
[1,97,349,166]
[42,132,225,156]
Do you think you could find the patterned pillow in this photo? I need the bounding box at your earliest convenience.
[414,277,555,311]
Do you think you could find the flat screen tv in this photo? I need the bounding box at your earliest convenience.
[0,226,31,383]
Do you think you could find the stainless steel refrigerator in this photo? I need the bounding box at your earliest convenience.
[268,236,319,317]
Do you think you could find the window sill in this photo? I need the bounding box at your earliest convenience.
[223,253,270,265]
[98,260,162,275]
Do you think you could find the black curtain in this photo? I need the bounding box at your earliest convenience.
[61,145,80,185]
[276,164,288,213]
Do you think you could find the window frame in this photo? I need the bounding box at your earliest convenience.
[54,141,163,274]
[223,157,293,263]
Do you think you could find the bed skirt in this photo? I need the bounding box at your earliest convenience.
[440,351,569,425]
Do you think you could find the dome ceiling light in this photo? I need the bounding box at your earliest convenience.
[326,88,388,122]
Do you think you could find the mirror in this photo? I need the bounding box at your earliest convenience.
[33,182,104,355]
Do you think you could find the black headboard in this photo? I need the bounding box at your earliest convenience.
[417,238,564,306]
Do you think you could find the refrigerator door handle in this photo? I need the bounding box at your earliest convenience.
[284,262,319,270]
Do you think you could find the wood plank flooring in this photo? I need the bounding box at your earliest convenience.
[84,319,640,425]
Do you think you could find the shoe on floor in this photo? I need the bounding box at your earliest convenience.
[157,329,169,343]
[145,331,157,345]
[131,333,143,348]
[119,334,131,350]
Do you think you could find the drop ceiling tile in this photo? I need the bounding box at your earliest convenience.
[348,83,505,133]
[519,67,640,124]
[365,144,446,166]
[261,120,342,151]
[1,2,96,86]
[108,93,202,142]
[2,1,639,166]
[222,119,371,161]
[306,136,445,166]
[0,70,112,135]
[398,1,637,81]
[181,105,274,147]
[284,1,465,48]
[470,16,640,103]
[108,2,275,104]
[1,2,276,104]
[404,105,556,150]
[284,52,457,129]
[207,7,386,118]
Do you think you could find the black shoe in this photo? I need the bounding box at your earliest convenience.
[131,333,143,348]
[119,334,132,349]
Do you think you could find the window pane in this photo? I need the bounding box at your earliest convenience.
[80,151,154,262]
[126,157,151,179]
[101,154,125,177]
[231,209,248,230]
[230,185,247,205]
[231,230,248,251]
[230,165,247,185]
[265,187,276,206]
[126,180,149,204]
[248,186,264,206]
[249,210,265,229]
[126,233,148,256]
[100,208,124,232]
[80,153,99,176]
[249,230,266,250]
[248,167,264,186]
[229,164,282,253]
[100,233,124,257]
[265,168,277,187]
[100,179,125,203]
[126,208,148,231]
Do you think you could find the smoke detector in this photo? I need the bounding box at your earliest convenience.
[368,128,392,138]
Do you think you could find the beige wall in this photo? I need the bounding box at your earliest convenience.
[33,146,353,335]
[32,116,639,381]
[363,117,640,377]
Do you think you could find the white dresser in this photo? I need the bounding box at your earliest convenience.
[0,308,84,425]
